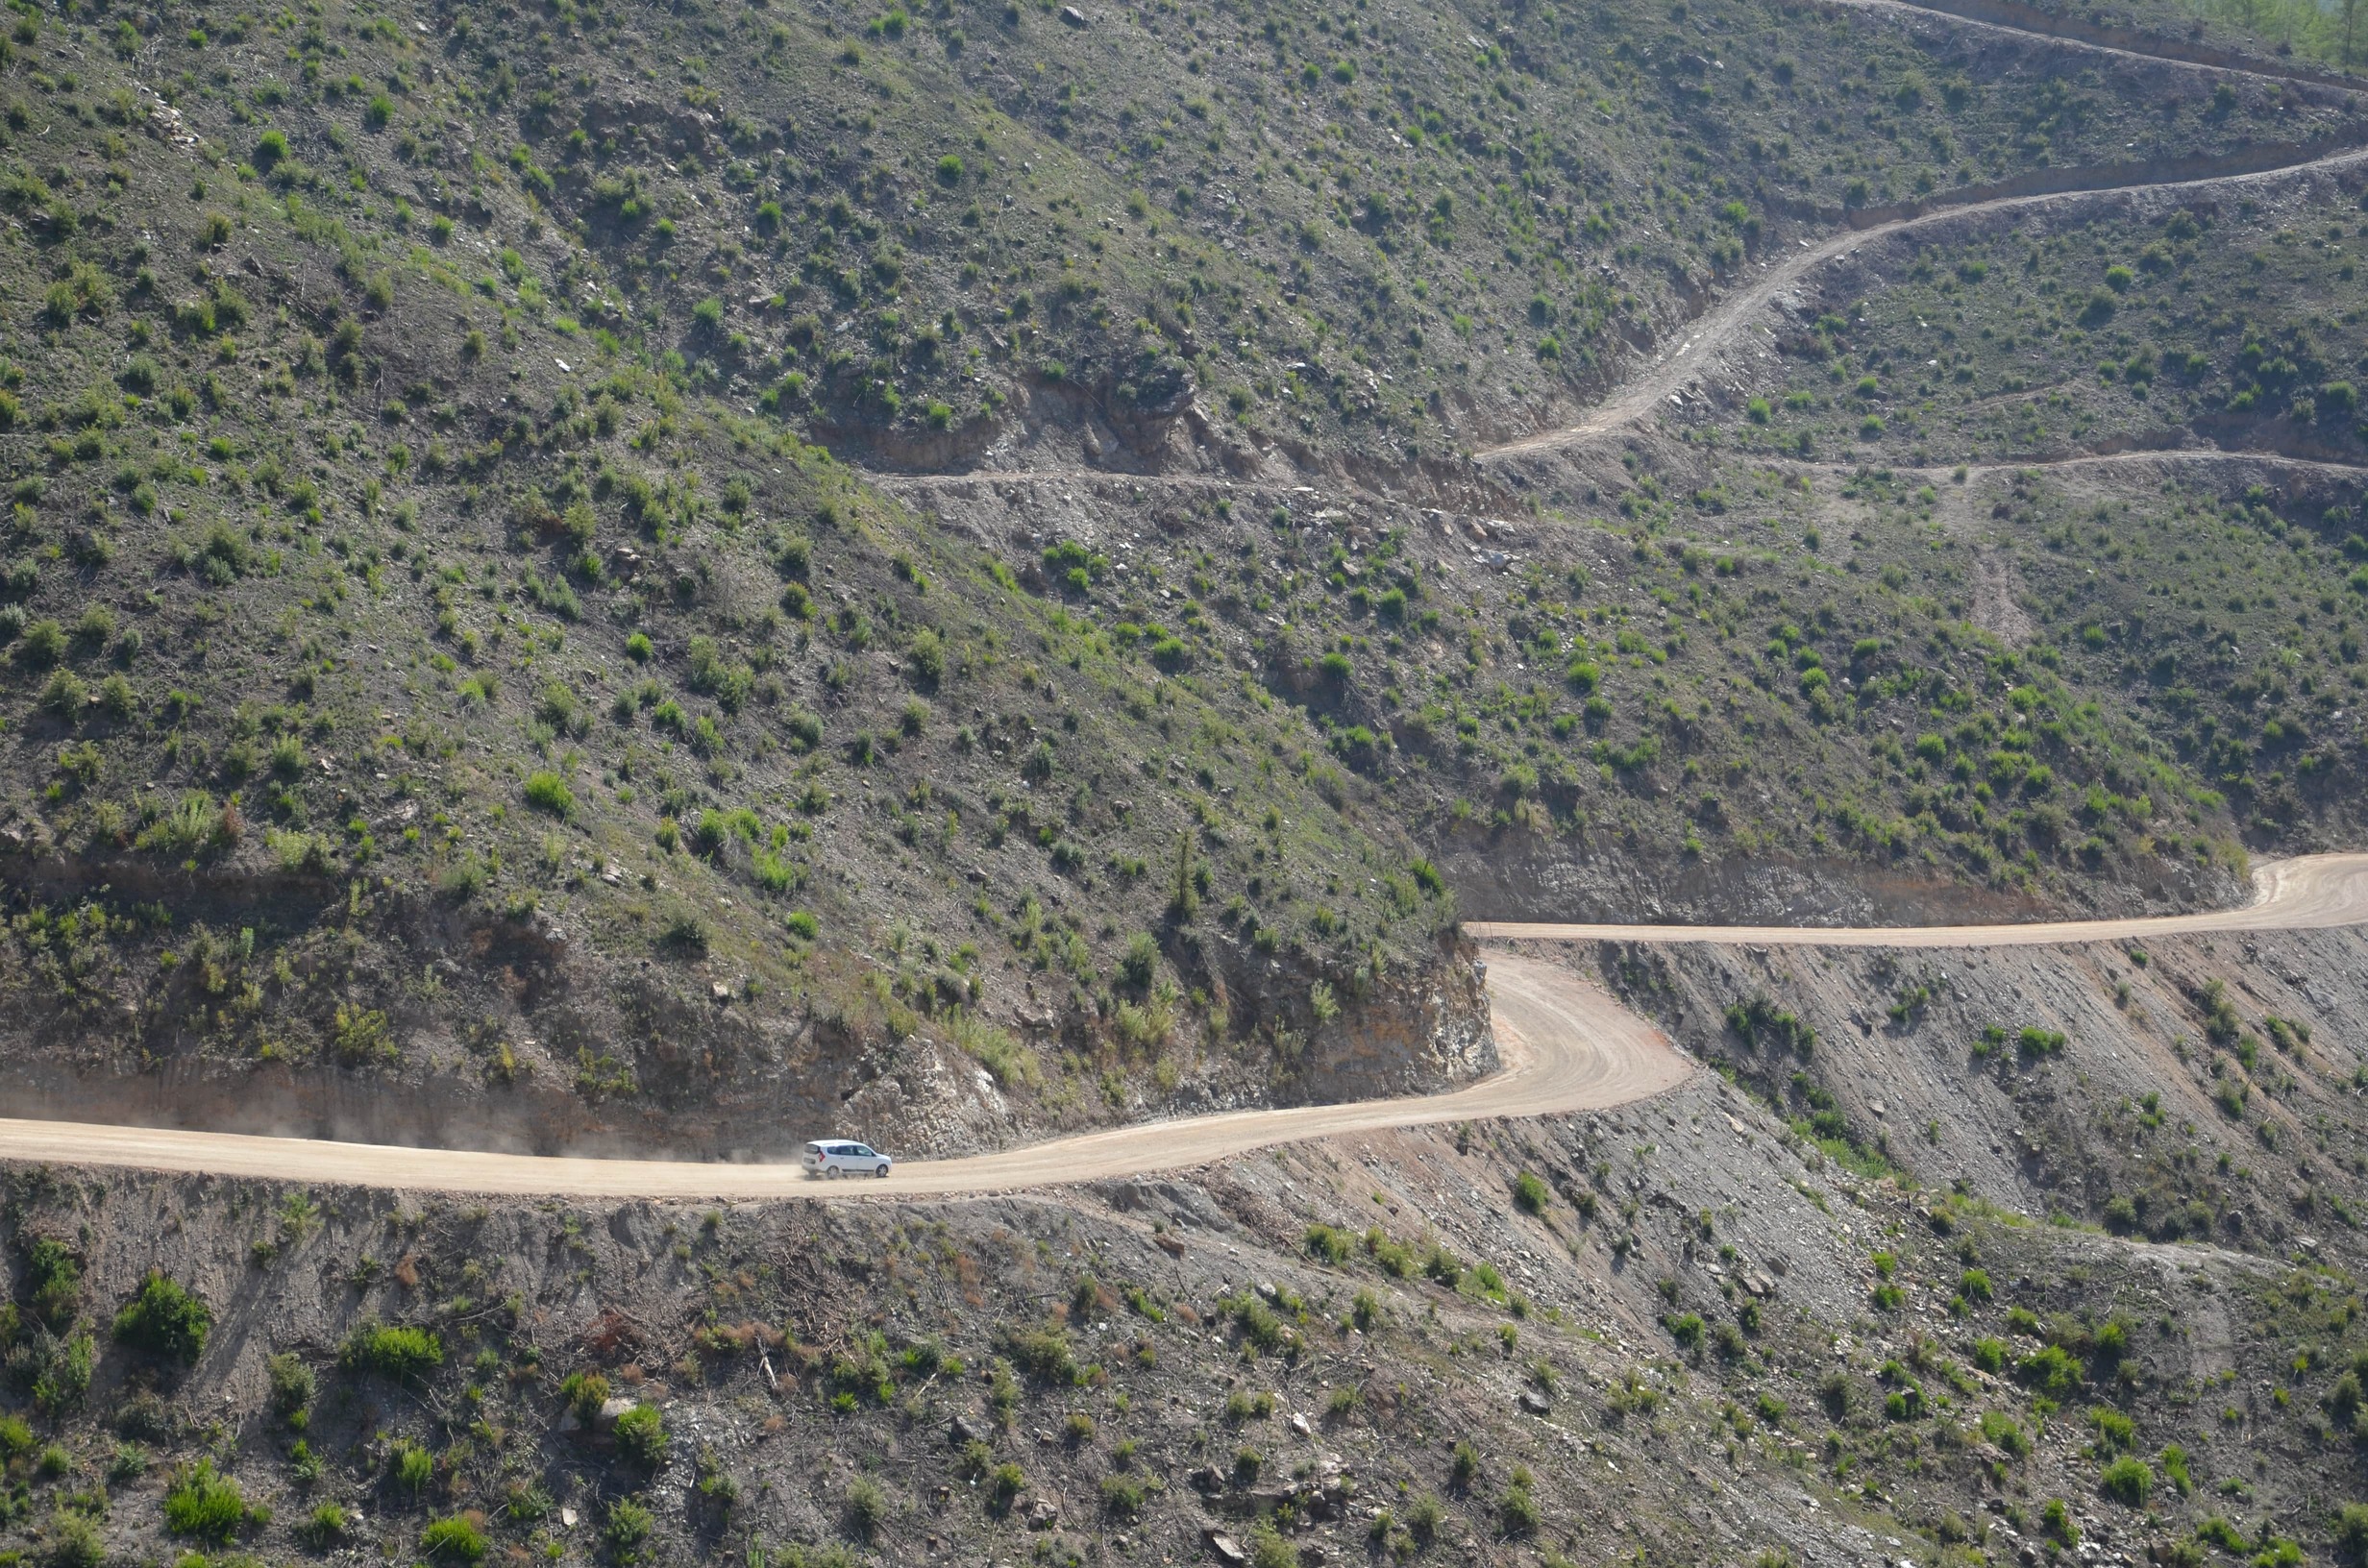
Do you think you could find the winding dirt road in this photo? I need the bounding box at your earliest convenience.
[1469,852,2368,947]
[4,855,2366,1196]
[1478,142,2368,462]
[7,8,2366,1201]
[0,952,1687,1199]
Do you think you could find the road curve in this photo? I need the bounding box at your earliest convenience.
[1468,852,2368,947]
[0,953,1689,1199]
[1478,147,2368,462]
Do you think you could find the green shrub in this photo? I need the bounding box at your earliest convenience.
[2017,1344,2083,1398]
[421,1515,488,1563]
[341,1321,445,1382]
[1302,1224,1351,1265]
[23,1238,79,1329]
[163,1459,256,1543]
[1497,1471,1541,1536]
[1511,1172,1551,1215]
[2335,1503,2368,1567]
[1100,1473,1157,1517]
[1985,1409,2032,1458]
[523,771,575,819]
[1448,1440,1480,1488]
[18,1331,92,1415]
[613,1404,667,1468]
[112,1273,211,1363]
[602,1497,654,1564]
[844,1475,885,1540]
[45,1507,103,1568]
[266,1353,314,1420]
[299,1502,350,1548]
[390,1439,433,1493]
[561,1370,612,1423]
[2100,1456,2151,1506]
[2088,1405,2134,1451]
[996,1324,1076,1384]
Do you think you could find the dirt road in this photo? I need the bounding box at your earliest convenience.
[1468,852,2368,946]
[1477,146,2368,463]
[6,855,2366,1196]
[0,952,1688,1198]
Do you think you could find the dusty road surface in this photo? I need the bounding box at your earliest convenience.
[0,953,1689,1198]
[4,862,2363,1197]
[1476,145,2368,463]
[1467,852,2368,946]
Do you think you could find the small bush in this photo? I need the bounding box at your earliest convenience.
[602,1497,654,1564]
[45,1508,103,1568]
[2100,1456,2152,1506]
[2335,1503,2368,1567]
[996,1324,1077,1384]
[613,1404,667,1468]
[24,1238,80,1329]
[1511,1172,1551,1215]
[342,1321,445,1382]
[421,1515,488,1563]
[390,1439,433,1493]
[266,1352,314,1420]
[163,1459,255,1544]
[112,1273,211,1364]
[523,771,576,819]
[844,1476,886,1540]
[1498,1476,1541,1536]
[2017,1343,2083,1398]
[1100,1473,1156,1517]
[299,1502,350,1548]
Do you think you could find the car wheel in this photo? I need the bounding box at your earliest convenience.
[824,1166,839,1180]
[876,1164,890,1178]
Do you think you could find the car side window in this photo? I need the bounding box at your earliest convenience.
[853,1145,874,1158]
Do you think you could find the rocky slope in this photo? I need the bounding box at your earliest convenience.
[6,1009,2368,1568]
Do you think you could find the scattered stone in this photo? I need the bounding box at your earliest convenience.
[1203,1530,1248,1567]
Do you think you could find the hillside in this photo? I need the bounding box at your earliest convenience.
[17,1039,2368,1568]
[3,0,2368,1172]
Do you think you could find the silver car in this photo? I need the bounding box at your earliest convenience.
[802,1139,892,1179]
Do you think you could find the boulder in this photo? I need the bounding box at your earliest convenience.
[1203,1530,1248,1566]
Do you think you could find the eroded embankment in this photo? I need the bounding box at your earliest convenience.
[1547,919,2368,1249]
[1,1051,2359,1568]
